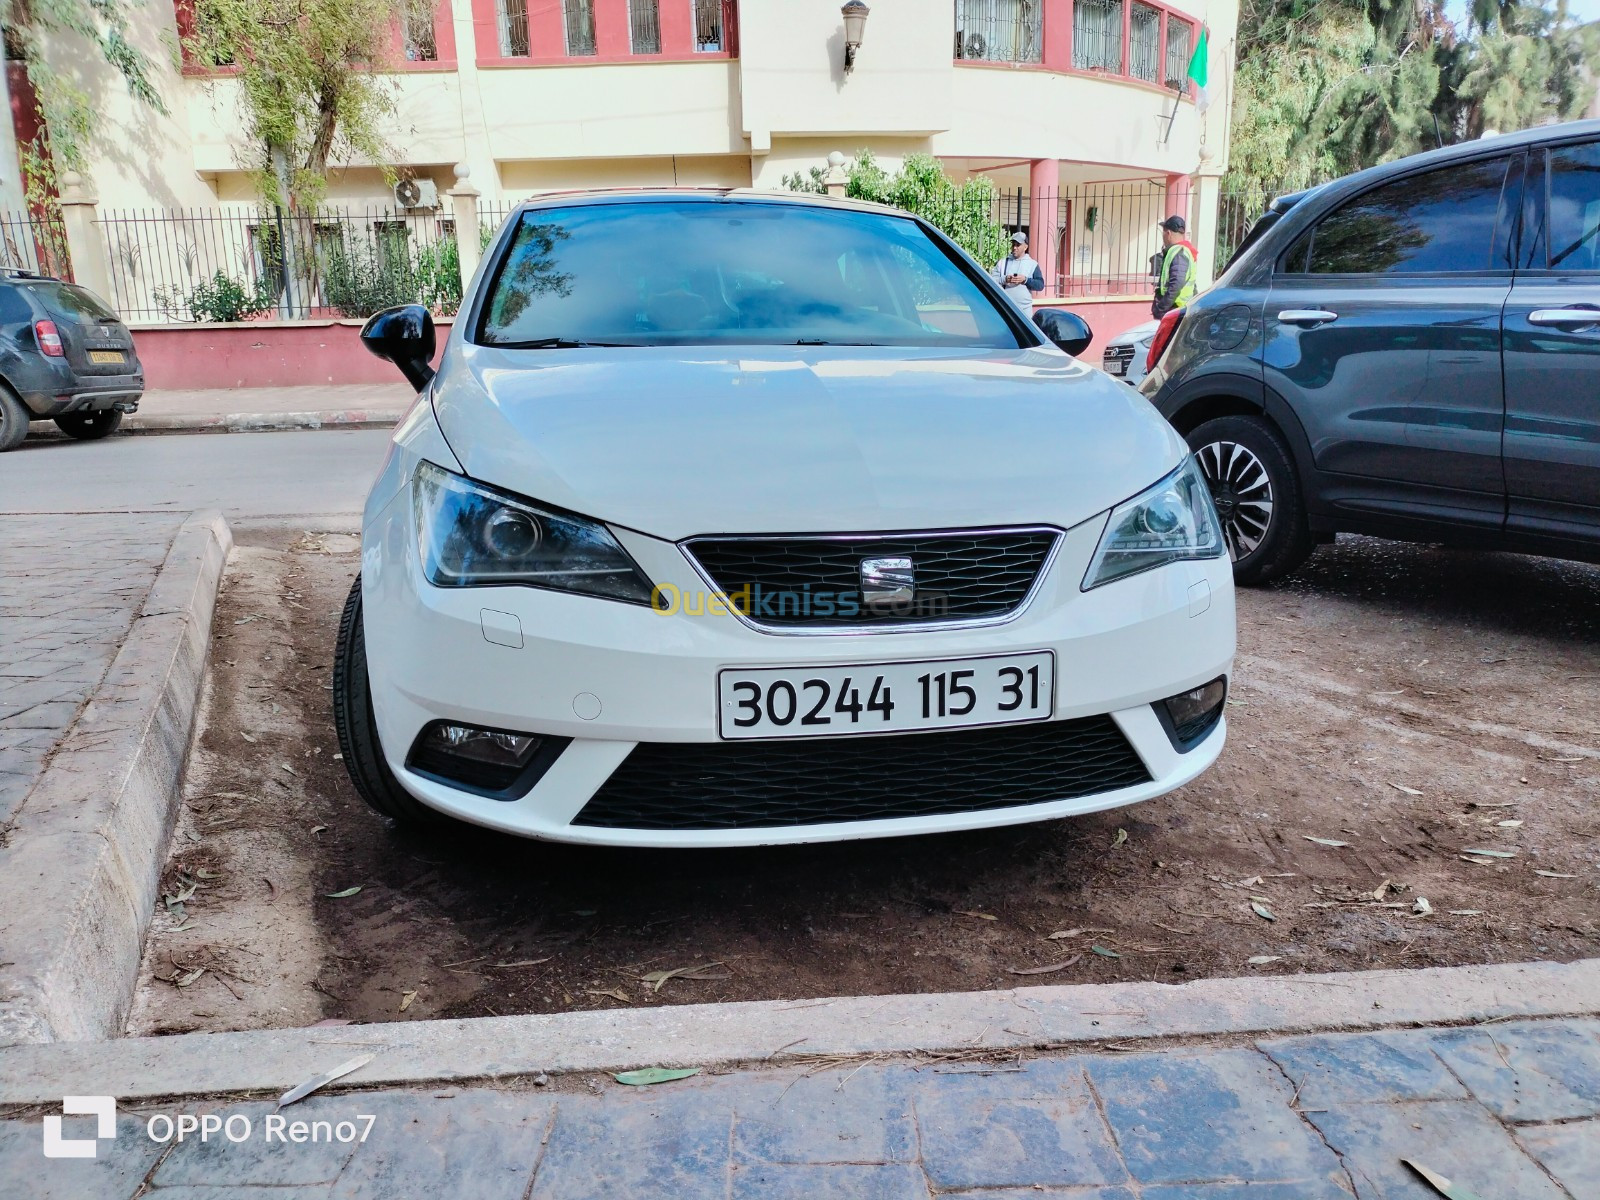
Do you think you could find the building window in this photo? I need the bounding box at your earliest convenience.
[497,0,530,56]
[1073,0,1124,72]
[693,0,724,51]
[953,0,1042,64]
[564,0,597,55]
[1164,18,1193,88]
[1129,3,1160,82]
[403,4,437,61]
[629,0,661,53]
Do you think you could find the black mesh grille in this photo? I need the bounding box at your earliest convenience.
[573,716,1151,830]
[684,530,1057,627]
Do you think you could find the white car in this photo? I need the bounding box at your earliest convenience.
[334,190,1235,847]
[1101,318,1160,386]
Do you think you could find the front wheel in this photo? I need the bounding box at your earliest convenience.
[54,409,123,440]
[1187,414,1315,585]
[332,578,441,825]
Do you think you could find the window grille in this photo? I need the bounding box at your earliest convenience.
[953,0,1042,64]
[1072,0,1123,72]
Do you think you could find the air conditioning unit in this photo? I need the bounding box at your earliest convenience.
[393,179,439,210]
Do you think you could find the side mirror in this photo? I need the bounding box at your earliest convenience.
[360,304,437,391]
[1033,308,1094,358]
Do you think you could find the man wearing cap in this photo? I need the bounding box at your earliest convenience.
[992,230,1045,315]
[1152,215,1198,319]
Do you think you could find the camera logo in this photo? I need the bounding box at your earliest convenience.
[43,1096,117,1159]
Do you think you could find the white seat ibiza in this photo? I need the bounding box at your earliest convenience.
[334,189,1235,847]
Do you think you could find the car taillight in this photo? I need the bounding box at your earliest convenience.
[35,319,64,357]
[1145,308,1184,373]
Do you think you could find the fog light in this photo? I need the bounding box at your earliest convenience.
[408,720,543,794]
[1158,676,1227,750]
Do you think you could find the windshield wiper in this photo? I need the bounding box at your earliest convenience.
[494,337,631,349]
[794,338,882,346]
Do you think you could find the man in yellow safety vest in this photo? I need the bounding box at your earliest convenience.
[1152,215,1198,319]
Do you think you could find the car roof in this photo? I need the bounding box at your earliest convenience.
[508,187,916,221]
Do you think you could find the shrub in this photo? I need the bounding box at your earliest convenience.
[319,241,421,318]
[181,270,275,322]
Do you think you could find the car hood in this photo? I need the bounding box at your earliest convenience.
[430,343,1187,540]
[1110,319,1161,347]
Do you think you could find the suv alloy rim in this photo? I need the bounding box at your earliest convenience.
[1195,440,1273,561]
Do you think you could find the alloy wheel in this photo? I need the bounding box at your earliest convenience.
[1195,440,1274,562]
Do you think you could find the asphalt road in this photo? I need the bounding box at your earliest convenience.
[0,429,390,522]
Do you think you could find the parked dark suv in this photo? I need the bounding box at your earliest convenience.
[0,269,143,452]
[1142,119,1600,584]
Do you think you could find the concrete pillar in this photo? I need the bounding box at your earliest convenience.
[1192,172,1222,288]
[448,163,482,295]
[1029,158,1059,297]
[57,172,112,297]
[1165,172,1193,222]
[823,151,848,199]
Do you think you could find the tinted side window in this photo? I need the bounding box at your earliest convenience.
[0,286,32,325]
[1548,141,1600,271]
[1305,157,1509,274]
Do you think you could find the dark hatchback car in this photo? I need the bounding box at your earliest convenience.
[1142,119,1600,584]
[0,269,143,452]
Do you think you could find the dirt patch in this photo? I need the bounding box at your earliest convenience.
[131,530,1600,1036]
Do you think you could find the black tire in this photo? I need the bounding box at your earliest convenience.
[332,578,441,824]
[1186,414,1316,586]
[54,409,123,440]
[0,385,30,452]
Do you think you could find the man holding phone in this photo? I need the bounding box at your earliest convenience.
[992,230,1045,316]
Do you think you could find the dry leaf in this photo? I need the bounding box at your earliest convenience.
[1391,783,1423,795]
[1111,828,1128,848]
[614,1067,699,1087]
[1302,836,1350,847]
[1448,909,1484,916]
[1534,870,1577,879]
[1089,944,1120,958]
[1251,902,1277,922]
[587,986,632,1003]
[1461,848,1516,858]
[955,910,999,921]
[1496,819,1523,828]
[277,1054,375,1110]
[1246,955,1281,965]
[638,962,730,992]
[240,731,257,743]
[399,990,417,1012]
[325,886,362,898]
[174,966,206,988]
[1007,954,1083,976]
[493,958,554,968]
[1412,897,1433,917]
[1047,927,1112,940]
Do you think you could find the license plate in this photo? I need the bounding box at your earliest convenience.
[89,350,125,364]
[718,651,1054,740]
[1104,359,1127,376]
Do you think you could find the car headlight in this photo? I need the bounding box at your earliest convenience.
[1082,456,1224,590]
[413,461,655,604]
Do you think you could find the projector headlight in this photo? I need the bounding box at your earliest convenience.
[413,461,655,604]
[1082,456,1224,590]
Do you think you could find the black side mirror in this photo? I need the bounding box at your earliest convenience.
[1033,308,1094,358]
[361,304,437,391]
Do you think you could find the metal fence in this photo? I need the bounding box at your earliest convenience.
[99,205,474,323]
[991,181,1169,295]
[0,209,71,280]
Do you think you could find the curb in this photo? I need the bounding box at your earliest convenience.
[1,957,1594,1104]
[125,411,403,435]
[0,512,232,1048]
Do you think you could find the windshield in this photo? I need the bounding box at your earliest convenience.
[477,200,1026,349]
[34,281,118,322]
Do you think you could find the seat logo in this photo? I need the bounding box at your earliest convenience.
[860,556,915,608]
[43,1096,117,1158]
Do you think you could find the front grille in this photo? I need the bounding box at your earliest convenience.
[1103,345,1136,371]
[684,529,1057,627]
[572,716,1151,830]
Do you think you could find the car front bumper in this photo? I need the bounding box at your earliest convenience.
[361,479,1236,847]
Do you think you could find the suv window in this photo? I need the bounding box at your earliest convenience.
[0,285,32,325]
[32,281,118,322]
[1296,157,1509,275]
[1548,141,1600,271]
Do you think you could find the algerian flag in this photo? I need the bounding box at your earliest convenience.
[1186,25,1210,113]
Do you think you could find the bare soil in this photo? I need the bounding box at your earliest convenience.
[129,528,1600,1036]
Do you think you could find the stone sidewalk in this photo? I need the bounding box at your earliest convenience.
[0,513,185,823]
[8,1016,1597,1199]
[125,385,412,434]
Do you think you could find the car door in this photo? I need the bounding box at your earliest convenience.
[1263,153,1519,528]
[1502,138,1600,540]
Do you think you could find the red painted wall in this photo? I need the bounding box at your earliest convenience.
[130,319,453,389]
[1038,298,1154,364]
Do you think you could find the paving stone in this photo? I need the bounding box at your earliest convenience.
[1517,1118,1600,1200]
[528,1088,733,1200]
[1084,1048,1346,1194]
[729,1162,931,1199]
[913,1057,1128,1190]
[1428,1019,1600,1122]
[0,1110,164,1200]
[940,1189,1135,1199]
[1306,1100,1568,1199]
[733,1064,918,1165]
[151,1099,363,1187]
[140,1189,332,1199]
[1259,1029,1468,1106]
[330,1089,554,1200]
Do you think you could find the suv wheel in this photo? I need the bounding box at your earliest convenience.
[0,386,30,452]
[54,409,123,440]
[1187,414,1315,585]
[332,578,441,825]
